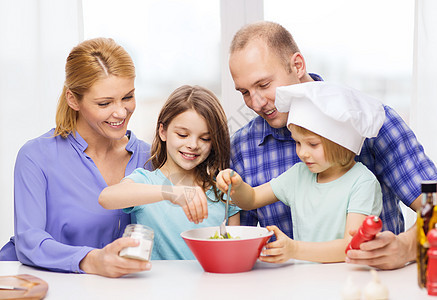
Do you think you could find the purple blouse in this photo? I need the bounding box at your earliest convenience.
[0,129,150,273]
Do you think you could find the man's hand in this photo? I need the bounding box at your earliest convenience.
[346,229,416,269]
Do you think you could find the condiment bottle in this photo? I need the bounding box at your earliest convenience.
[417,181,437,288]
[427,226,437,296]
[345,215,382,253]
[119,224,154,261]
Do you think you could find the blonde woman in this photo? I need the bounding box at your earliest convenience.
[0,38,152,277]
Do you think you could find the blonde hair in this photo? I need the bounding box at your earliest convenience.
[230,21,300,73]
[149,85,230,201]
[55,38,135,138]
[289,124,356,169]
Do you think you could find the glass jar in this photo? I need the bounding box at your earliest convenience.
[119,224,154,261]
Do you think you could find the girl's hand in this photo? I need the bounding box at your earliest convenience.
[79,237,152,278]
[170,186,208,224]
[259,225,295,264]
[216,169,242,195]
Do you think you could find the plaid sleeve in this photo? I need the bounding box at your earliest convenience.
[364,106,437,206]
[359,106,437,233]
[230,127,259,227]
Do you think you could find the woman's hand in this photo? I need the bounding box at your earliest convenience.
[216,169,242,195]
[79,237,152,278]
[259,225,295,263]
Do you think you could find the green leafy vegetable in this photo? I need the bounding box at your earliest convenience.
[209,230,240,239]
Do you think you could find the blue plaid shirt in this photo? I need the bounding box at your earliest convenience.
[230,74,437,237]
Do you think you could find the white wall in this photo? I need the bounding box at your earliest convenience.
[0,0,433,249]
[220,0,262,133]
[0,0,82,247]
[410,0,437,164]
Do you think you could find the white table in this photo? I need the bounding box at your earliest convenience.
[0,260,432,299]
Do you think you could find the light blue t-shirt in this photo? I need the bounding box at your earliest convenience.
[123,168,240,260]
[270,162,382,242]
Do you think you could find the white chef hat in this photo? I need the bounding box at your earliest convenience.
[275,81,385,155]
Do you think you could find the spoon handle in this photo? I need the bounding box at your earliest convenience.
[225,170,234,225]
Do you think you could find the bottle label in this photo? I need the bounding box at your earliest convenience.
[119,239,153,261]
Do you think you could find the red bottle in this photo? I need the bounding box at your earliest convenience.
[427,228,437,295]
[345,215,383,253]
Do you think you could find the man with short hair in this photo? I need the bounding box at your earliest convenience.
[229,20,437,269]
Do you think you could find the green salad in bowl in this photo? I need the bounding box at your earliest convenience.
[209,230,240,239]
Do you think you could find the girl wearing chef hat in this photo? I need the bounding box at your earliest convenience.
[217,81,384,263]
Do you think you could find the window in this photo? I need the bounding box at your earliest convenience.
[264,0,414,122]
[265,0,417,227]
[83,0,221,142]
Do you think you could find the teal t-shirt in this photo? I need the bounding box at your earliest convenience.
[123,168,240,260]
[270,162,382,242]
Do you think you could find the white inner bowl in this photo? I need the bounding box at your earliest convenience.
[181,226,273,241]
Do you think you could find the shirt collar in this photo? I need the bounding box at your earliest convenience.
[67,130,134,152]
[309,73,323,82]
[68,131,88,152]
[257,117,292,146]
[125,130,135,152]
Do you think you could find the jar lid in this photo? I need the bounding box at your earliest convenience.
[422,181,437,193]
[124,224,154,235]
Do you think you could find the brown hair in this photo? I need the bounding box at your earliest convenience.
[230,21,300,73]
[149,85,230,200]
[55,38,135,138]
[289,124,356,169]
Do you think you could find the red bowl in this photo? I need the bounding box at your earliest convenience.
[181,226,273,273]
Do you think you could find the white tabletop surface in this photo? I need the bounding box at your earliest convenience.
[0,260,432,299]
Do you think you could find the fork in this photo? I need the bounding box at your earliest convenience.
[220,170,234,239]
